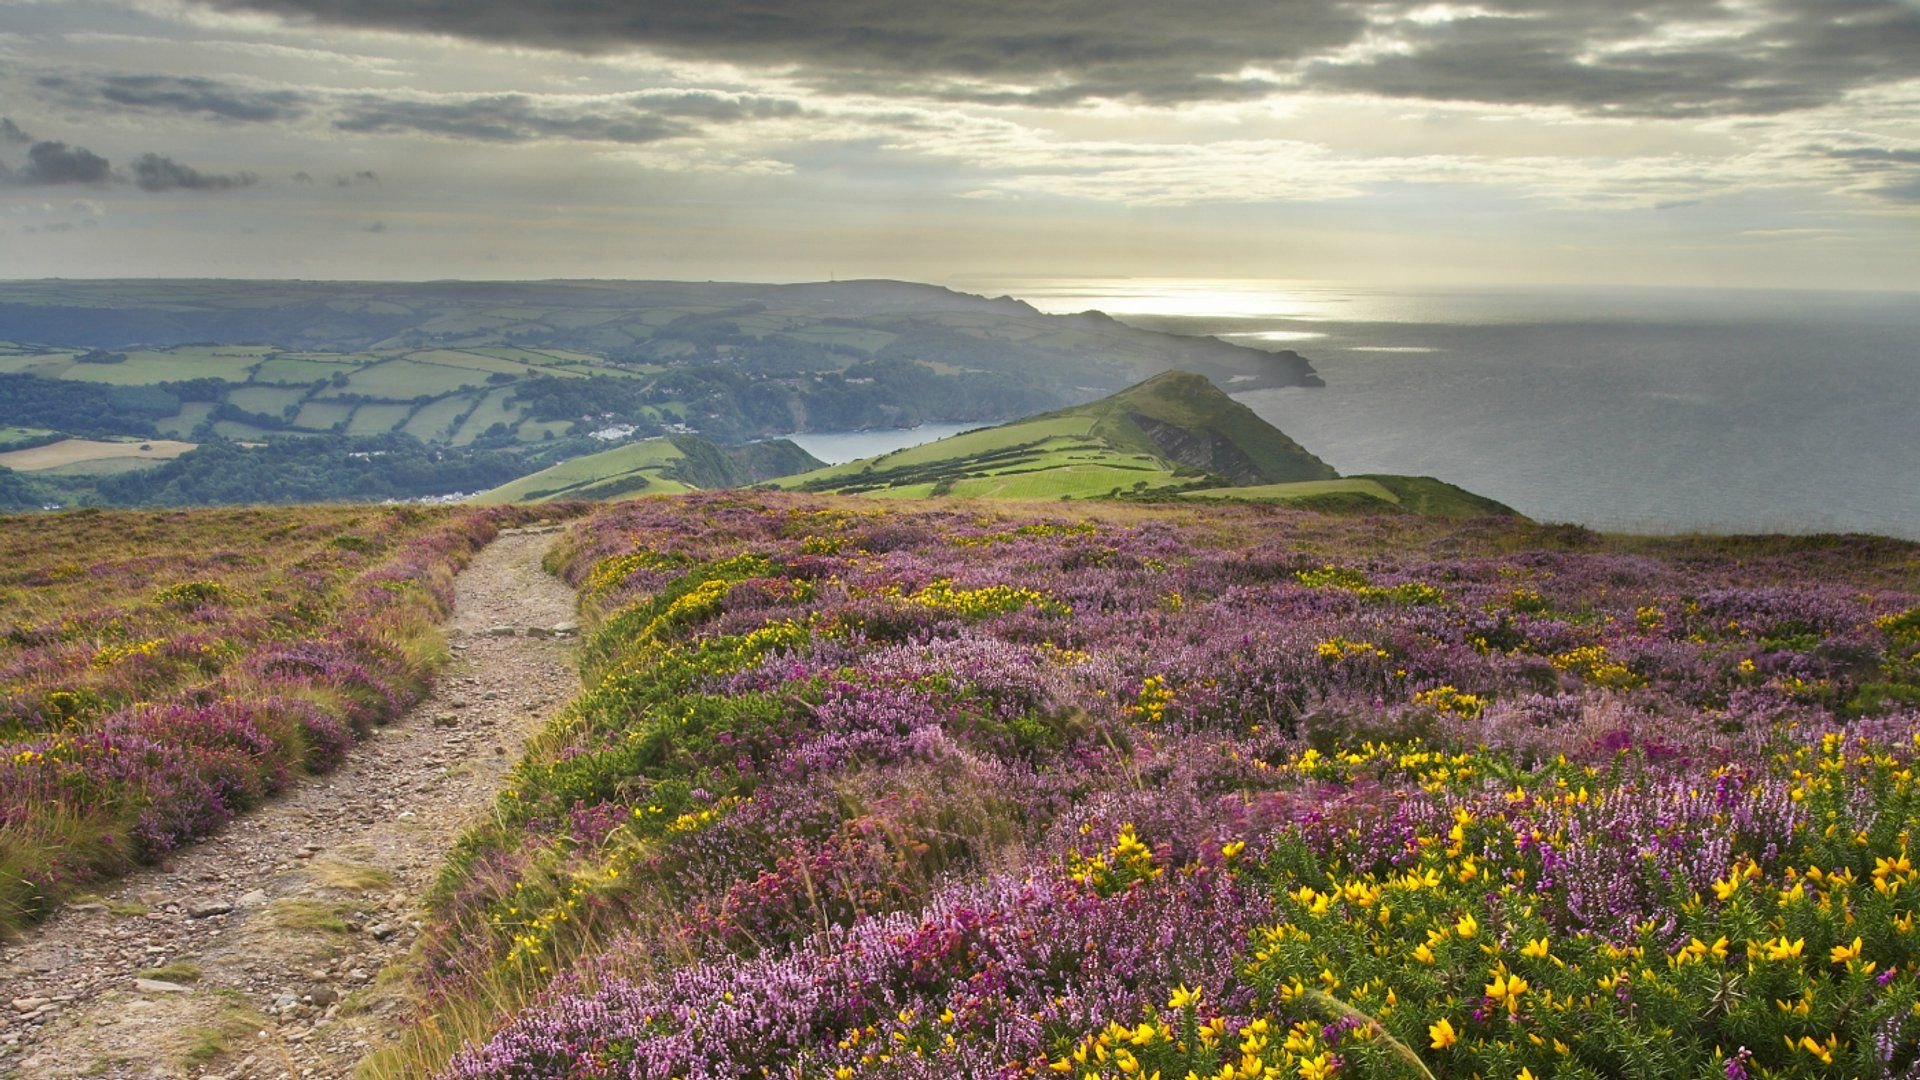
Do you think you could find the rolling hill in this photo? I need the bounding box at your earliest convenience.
[475,435,821,504]
[774,371,1514,515]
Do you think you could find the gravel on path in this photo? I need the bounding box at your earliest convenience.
[0,526,581,1080]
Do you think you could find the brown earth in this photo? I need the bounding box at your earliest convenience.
[0,527,580,1079]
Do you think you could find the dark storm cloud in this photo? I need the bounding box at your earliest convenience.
[37,74,311,123]
[202,0,1920,116]
[131,153,260,192]
[0,118,30,144]
[11,141,113,185]
[204,0,1361,106]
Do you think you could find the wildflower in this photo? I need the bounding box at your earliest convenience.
[1428,1018,1458,1050]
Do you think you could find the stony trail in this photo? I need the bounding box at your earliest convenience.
[0,527,580,1080]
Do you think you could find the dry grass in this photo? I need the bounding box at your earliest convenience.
[0,438,196,472]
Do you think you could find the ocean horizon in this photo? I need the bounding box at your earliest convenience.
[980,279,1920,541]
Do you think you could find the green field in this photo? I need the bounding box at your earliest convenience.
[292,400,356,431]
[471,438,693,504]
[451,388,525,446]
[1185,478,1401,503]
[403,395,479,442]
[254,355,366,383]
[57,347,266,385]
[346,402,414,436]
[226,385,308,416]
[338,357,489,400]
[154,403,215,438]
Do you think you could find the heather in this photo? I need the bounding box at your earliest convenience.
[405,494,1919,1078]
[0,502,563,931]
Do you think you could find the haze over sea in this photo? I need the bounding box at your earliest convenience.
[986,280,1920,541]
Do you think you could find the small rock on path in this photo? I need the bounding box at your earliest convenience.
[0,527,580,1079]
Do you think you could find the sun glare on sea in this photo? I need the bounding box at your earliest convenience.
[1002,279,1352,322]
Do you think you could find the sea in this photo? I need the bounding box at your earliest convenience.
[975,280,1920,541]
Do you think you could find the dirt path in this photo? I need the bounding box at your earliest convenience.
[0,527,580,1080]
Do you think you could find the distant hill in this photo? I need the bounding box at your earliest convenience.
[776,371,1516,516]
[0,279,1319,449]
[474,435,822,504]
[776,371,1333,499]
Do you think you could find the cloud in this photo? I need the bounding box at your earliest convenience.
[1306,0,1920,119]
[130,153,259,191]
[198,0,1920,116]
[293,169,380,186]
[36,73,309,122]
[328,90,805,143]
[363,220,386,232]
[0,117,29,144]
[10,141,113,185]
[1825,146,1920,166]
[203,0,1363,107]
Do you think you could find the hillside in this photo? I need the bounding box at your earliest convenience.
[0,279,1318,449]
[0,279,1324,509]
[1184,472,1519,517]
[474,435,822,504]
[396,493,1914,1079]
[777,370,1336,498]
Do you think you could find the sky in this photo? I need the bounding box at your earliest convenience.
[1,0,1917,289]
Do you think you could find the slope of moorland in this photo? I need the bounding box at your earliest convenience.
[371,492,1919,1079]
[0,502,571,933]
[0,279,1322,508]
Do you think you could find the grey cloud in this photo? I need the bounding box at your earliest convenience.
[204,0,1364,107]
[37,74,310,122]
[131,153,259,192]
[1825,146,1920,166]
[13,141,113,185]
[292,169,381,185]
[630,90,803,122]
[202,0,1919,116]
[1308,0,1920,119]
[333,94,694,143]
[1871,177,1920,203]
[0,118,29,144]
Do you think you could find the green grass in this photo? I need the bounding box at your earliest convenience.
[56,347,265,385]
[339,358,489,400]
[451,388,525,446]
[135,961,202,983]
[226,385,307,416]
[472,438,693,504]
[346,402,415,436]
[0,426,57,449]
[254,355,367,384]
[292,400,356,431]
[1185,478,1401,503]
[155,403,215,438]
[402,395,479,442]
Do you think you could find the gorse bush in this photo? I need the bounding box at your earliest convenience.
[399,494,1920,1079]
